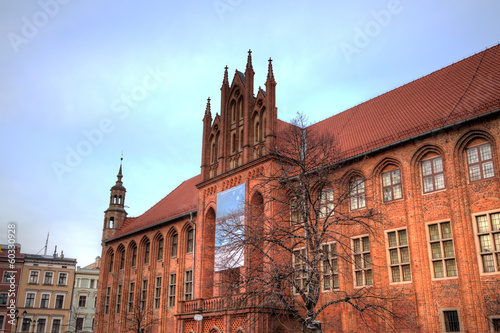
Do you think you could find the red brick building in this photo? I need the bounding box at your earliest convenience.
[96,45,500,332]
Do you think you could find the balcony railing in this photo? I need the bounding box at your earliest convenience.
[178,294,286,315]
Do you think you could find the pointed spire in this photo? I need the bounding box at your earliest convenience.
[117,153,123,182]
[246,49,253,70]
[205,97,212,118]
[222,65,229,86]
[266,57,276,83]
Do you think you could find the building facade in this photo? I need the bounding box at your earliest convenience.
[0,243,24,333]
[17,252,77,333]
[68,258,100,333]
[96,46,500,332]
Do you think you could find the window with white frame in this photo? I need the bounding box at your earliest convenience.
[428,222,457,278]
[40,293,50,308]
[58,272,68,286]
[128,282,135,312]
[25,292,35,307]
[350,178,366,210]
[29,270,39,284]
[168,273,176,307]
[387,229,411,283]
[319,188,334,218]
[421,156,445,193]
[154,277,161,309]
[55,294,64,309]
[141,280,148,311]
[36,318,46,332]
[293,248,307,293]
[474,212,500,273]
[466,142,495,182]
[322,243,339,290]
[116,285,122,313]
[51,318,61,333]
[184,270,193,301]
[43,271,54,285]
[79,295,87,307]
[353,236,372,286]
[382,169,403,202]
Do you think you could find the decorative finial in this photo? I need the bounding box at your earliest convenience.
[205,97,212,116]
[222,65,229,86]
[267,57,275,83]
[246,49,253,70]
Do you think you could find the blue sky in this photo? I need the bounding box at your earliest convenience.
[1,0,499,266]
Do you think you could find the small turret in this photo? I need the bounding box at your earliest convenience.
[102,158,128,243]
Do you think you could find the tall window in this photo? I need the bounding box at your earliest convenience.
[78,295,87,308]
[168,273,176,307]
[25,293,35,307]
[157,237,164,261]
[382,169,402,202]
[144,242,150,265]
[105,287,110,315]
[51,319,61,333]
[90,279,96,289]
[141,280,148,311]
[187,229,194,254]
[58,273,68,286]
[109,253,114,272]
[422,156,445,193]
[22,318,31,331]
[171,234,178,258]
[40,294,50,308]
[443,310,460,332]
[322,243,339,290]
[353,236,372,286]
[55,295,64,309]
[467,143,495,182]
[319,188,334,218]
[184,270,193,301]
[475,212,500,273]
[428,222,457,278]
[116,285,122,313]
[44,271,54,285]
[293,248,307,293]
[36,318,46,332]
[128,282,135,312]
[154,277,161,309]
[120,251,125,270]
[0,293,7,306]
[29,270,39,284]
[350,178,366,210]
[131,246,137,268]
[290,198,301,224]
[387,229,411,282]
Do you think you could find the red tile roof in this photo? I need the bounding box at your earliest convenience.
[307,44,500,159]
[108,45,500,241]
[109,175,201,240]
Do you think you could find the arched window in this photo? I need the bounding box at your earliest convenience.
[131,245,137,268]
[381,166,403,202]
[113,195,117,204]
[157,237,164,261]
[109,217,114,229]
[120,250,125,270]
[466,140,495,182]
[349,178,366,210]
[187,229,194,254]
[118,195,122,204]
[420,154,445,193]
[144,241,150,265]
[171,234,178,258]
[109,253,114,273]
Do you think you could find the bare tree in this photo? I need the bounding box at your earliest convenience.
[215,113,401,332]
[124,303,159,333]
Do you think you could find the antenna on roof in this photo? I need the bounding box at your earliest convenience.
[36,231,50,255]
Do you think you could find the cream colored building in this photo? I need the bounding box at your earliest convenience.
[17,251,76,333]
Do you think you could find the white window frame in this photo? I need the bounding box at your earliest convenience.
[321,242,339,291]
[58,272,68,286]
[472,210,500,275]
[25,292,36,307]
[50,318,62,333]
[352,235,372,287]
[43,271,54,285]
[29,270,40,284]
[54,293,65,309]
[40,293,51,308]
[426,220,458,279]
[386,228,412,284]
